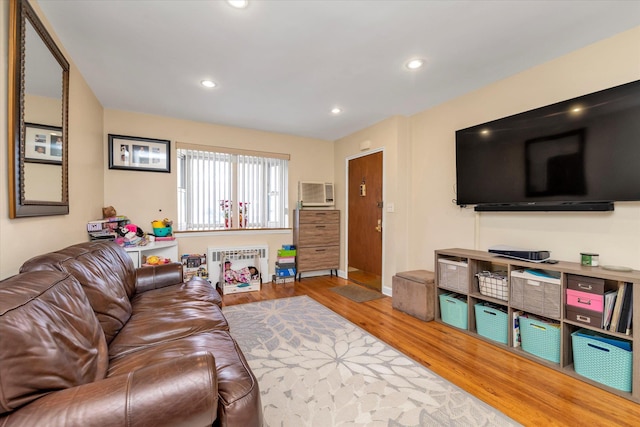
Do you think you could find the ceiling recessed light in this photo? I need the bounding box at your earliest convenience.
[227,0,248,8]
[201,80,216,88]
[330,107,342,115]
[406,58,424,70]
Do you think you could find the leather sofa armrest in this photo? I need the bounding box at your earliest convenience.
[0,352,218,427]
[135,262,183,293]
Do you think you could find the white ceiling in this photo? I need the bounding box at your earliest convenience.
[36,0,640,141]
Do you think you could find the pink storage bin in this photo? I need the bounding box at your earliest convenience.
[566,289,604,313]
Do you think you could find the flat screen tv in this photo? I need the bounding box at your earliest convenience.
[455,80,640,211]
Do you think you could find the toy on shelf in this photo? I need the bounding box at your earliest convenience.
[182,253,208,281]
[116,223,147,247]
[218,251,261,294]
[224,261,259,284]
[87,211,130,241]
[151,218,174,239]
[143,255,171,266]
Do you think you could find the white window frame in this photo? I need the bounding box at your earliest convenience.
[177,144,289,231]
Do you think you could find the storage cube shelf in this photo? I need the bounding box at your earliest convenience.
[434,248,640,403]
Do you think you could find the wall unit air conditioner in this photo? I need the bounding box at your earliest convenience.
[298,181,335,207]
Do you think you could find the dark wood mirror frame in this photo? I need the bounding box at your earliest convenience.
[8,0,69,218]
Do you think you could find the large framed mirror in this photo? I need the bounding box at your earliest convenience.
[8,0,69,218]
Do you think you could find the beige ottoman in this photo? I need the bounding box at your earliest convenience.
[392,270,435,321]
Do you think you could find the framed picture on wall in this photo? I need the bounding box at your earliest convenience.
[25,123,63,164]
[108,134,171,173]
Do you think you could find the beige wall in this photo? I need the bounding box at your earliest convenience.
[1,0,105,279]
[2,1,639,286]
[409,26,640,271]
[103,109,334,274]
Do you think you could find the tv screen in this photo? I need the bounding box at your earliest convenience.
[455,80,640,211]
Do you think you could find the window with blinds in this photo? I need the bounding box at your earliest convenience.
[177,145,289,230]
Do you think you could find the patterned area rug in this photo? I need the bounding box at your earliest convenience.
[329,284,385,302]
[223,296,519,427]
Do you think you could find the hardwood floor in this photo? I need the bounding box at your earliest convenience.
[221,275,640,427]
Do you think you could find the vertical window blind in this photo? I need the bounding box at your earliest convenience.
[177,144,288,230]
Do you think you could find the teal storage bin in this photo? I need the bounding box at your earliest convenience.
[571,329,632,392]
[439,293,468,329]
[153,226,172,237]
[474,303,508,344]
[519,316,560,363]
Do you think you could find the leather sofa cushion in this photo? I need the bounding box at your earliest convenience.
[0,271,108,414]
[130,280,223,315]
[20,241,135,344]
[109,302,229,358]
[108,330,262,427]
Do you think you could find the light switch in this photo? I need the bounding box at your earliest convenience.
[387,203,395,213]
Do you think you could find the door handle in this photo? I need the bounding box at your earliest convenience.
[375,219,382,233]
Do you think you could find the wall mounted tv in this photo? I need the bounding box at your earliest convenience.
[455,79,640,212]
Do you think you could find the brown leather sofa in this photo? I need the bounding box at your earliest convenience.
[0,241,262,426]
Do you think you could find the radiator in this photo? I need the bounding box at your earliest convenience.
[208,245,268,285]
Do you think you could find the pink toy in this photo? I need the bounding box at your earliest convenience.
[223,261,258,284]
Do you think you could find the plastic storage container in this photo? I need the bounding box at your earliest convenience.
[152,226,172,237]
[519,316,561,363]
[572,329,632,392]
[438,259,468,293]
[438,293,468,329]
[474,303,508,344]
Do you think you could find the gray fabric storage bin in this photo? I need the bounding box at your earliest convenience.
[437,259,468,293]
[510,270,561,319]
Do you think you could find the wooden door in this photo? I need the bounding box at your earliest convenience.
[348,151,383,290]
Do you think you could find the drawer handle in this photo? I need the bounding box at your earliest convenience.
[483,310,497,316]
[315,249,326,252]
[315,225,326,229]
[578,283,593,290]
[577,297,592,305]
[576,315,591,323]
[526,280,540,286]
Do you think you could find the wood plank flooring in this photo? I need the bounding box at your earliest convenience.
[221,275,640,427]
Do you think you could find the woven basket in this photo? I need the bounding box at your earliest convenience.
[519,316,560,363]
[438,293,468,329]
[571,329,632,392]
[474,303,508,344]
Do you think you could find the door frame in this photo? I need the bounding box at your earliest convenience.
[344,147,387,293]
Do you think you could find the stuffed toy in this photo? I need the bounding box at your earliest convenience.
[102,206,117,218]
[223,261,259,284]
[116,223,146,246]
